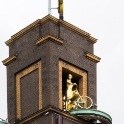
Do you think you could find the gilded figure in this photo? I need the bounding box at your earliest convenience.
[66,74,93,110]
[66,74,79,110]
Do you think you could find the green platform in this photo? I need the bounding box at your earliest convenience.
[69,109,112,124]
[0,121,8,124]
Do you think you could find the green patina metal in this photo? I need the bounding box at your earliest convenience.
[0,121,7,124]
[69,109,112,124]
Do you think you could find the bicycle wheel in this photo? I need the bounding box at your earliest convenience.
[77,96,93,109]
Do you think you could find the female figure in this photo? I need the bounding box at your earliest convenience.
[66,74,79,110]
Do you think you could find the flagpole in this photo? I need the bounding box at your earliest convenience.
[48,0,51,15]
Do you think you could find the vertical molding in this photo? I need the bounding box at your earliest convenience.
[16,75,21,119]
[38,61,42,110]
[59,62,63,109]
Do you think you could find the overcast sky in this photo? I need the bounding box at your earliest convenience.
[0,0,124,123]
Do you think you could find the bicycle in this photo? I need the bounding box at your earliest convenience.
[76,95,93,109]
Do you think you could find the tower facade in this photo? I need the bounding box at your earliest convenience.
[3,15,111,124]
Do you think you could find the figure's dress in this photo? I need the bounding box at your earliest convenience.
[66,79,79,101]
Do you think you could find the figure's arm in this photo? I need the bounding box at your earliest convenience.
[67,79,72,84]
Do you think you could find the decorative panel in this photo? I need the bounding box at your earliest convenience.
[16,61,42,119]
[59,60,87,109]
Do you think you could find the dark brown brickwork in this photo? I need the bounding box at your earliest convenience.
[63,117,81,124]
[28,113,52,124]
[21,69,39,119]
[5,15,98,123]
[24,113,86,124]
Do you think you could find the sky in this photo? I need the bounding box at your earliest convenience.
[0,0,124,123]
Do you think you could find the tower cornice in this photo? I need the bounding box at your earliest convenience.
[36,34,63,45]
[2,54,17,66]
[85,52,101,63]
[16,106,91,124]
[5,15,97,46]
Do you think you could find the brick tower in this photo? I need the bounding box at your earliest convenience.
[3,15,112,124]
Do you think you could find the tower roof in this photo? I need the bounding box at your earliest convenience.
[5,15,97,46]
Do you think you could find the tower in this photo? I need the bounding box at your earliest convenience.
[2,15,112,124]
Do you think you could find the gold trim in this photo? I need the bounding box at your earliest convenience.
[5,15,97,46]
[16,61,42,119]
[5,19,41,46]
[59,20,90,37]
[59,60,87,109]
[36,34,63,45]
[59,20,97,43]
[87,36,97,43]
[2,55,17,66]
[38,62,42,110]
[85,52,101,63]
